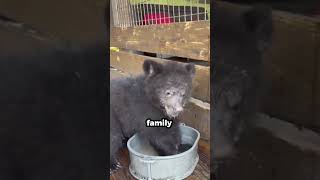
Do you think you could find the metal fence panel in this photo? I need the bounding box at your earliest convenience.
[111,0,210,27]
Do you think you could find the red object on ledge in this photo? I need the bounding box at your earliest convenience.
[143,13,173,25]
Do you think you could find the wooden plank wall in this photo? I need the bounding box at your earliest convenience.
[111,21,210,61]
[262,11,319,128]
[110,21,210,140]
[263,11,320,131]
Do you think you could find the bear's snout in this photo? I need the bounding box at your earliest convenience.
[165,105,184,118]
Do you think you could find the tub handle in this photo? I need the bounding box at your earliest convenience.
[180,123,186,126]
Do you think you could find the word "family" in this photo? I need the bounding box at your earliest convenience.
[145,118,173,128]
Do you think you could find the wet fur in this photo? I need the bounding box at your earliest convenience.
[110,60,195,170]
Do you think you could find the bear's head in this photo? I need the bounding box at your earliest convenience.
[142,60,195,119]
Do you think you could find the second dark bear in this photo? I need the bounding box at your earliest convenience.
[211,2,273,168]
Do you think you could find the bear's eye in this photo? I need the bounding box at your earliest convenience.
[165,91,173,96]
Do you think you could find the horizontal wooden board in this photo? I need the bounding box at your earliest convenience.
[255,113,320,154]
[110,50,210,102]
[0,0,106,45]
[110,68,128,79]
[0,28,54,55]
[110,67,210,140]
[111,21,210,61]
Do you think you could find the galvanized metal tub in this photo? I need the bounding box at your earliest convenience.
[127,124,200,180]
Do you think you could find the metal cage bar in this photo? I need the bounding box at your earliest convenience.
[111,0,210,27]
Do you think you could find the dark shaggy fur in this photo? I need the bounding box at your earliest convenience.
[211,3,273,174]
[0,45,107,180]
[110,60,195,170]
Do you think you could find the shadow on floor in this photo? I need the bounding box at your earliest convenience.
[214,128,320,180]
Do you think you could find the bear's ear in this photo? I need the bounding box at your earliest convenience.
[243,5,273,51]
[143,59,163,76]
[185,63,195,78]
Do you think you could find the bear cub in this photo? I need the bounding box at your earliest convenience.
[110,60,195,172]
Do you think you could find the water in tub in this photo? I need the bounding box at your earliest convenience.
[136,136,193,156]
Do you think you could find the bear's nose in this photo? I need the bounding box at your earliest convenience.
[175,106,183,113]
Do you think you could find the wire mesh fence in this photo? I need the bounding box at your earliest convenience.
[111,0,210,28]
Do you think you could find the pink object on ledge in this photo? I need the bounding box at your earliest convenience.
[143,13,173,25]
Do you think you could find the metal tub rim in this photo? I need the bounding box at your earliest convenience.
[127,124,200,160]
